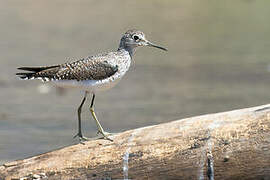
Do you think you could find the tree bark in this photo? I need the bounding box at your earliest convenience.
[1,104,270,180]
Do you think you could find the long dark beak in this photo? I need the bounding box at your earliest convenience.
[147,41,168,51]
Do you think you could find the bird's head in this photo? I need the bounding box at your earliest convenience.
[118,29,167,56]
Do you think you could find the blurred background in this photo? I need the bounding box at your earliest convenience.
[1,0,270,164]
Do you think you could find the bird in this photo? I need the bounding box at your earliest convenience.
[16,29,167,142]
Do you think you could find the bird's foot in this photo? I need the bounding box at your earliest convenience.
[73,132,88,143]
[97,130,114,142]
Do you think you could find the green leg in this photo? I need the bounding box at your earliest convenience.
[90,94,113,142]
[73,91,88,142]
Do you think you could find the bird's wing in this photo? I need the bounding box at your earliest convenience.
[16,57,118,81]
[55,58,118,81]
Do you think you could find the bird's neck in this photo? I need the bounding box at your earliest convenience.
[118,45,135,57]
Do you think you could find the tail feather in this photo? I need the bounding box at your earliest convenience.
[17,65,59,72]
[16,65,60,80]
[16,72,36,79]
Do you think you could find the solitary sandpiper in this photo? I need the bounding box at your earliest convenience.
[16,29,167,142]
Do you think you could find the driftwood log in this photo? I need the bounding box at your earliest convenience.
[1,104,270,180]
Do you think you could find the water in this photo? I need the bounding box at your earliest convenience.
[1,0,270,163]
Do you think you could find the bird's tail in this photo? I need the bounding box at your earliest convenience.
[16,65,60,80]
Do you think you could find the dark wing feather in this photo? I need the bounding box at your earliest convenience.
[16,65,60,80]
[17,65,59,72]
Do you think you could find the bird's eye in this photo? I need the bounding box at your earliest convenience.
[133,35,139,41]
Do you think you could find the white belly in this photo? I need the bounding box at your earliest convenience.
[52,77,121,93]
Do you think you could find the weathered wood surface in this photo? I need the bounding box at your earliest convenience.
[1,104,270,180]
